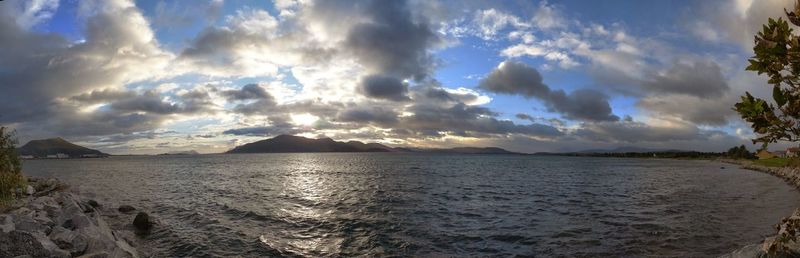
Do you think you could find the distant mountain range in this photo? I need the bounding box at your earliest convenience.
[226,135,520,154]
[158,150,200,155]
[17,138,108,158]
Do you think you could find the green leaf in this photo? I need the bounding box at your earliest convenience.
[774,86,787,107]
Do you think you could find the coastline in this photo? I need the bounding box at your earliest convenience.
[719,158,800,257]
[0,178,144,257]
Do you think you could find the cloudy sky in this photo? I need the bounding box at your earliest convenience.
[0,0,793,154]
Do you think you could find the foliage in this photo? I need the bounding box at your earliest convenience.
[754,157,790,167]
[559,151,724,159]
[0,126,25,203]
[735,4,800,149]
[725,145,755,159]
[788,157,800,167]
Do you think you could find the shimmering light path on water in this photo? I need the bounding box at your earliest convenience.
[22,154,800,257]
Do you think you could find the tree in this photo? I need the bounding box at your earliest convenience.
[735,2,800,149]
[726,145,754,159]
[0,126,24,202]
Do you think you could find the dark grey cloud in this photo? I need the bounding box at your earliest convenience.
[410,83,486,105]
[110,91,181,114]
[71,89,136,104]
[479,61,618,121]
[547,89,619,121]
[636,94,734,126]
[357,74,410,101]
[642,60,729,98]
[0,1,173,141]
[574,120,718,143]
[516,113,534,121]
[222,126,302,136]
[336,106,399,125]
[231,100,277,115]
[344,0,441,80]
[222,84,273,101]
[400,103,563,138]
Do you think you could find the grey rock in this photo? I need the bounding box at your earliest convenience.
[43,203,62,218]
[64,213,95,232]
[33,211,54,228]
[25,185,34,195]
[132,212,154,231]
[49,226,88,256]
[0,215,13,233]
[719,243,765,258]
[111,239,139,258]
[0,231,49,257]
[79,201,95,213]
[118,205,136,213]
[11,207,34,219]
[13,216,50,234]
[77,252,110,258]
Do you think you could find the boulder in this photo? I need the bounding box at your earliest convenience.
[29,231,71,258]
[0,215,13,233]
[0,230,50,257]
[49,226,88,256]
[132,212,153,231]
[111,239,139,258]
[13,215,50,234]
[77,252,110,258]
[118,205,136,213]
[25,185,34,195]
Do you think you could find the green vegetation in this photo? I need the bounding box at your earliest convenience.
[753,157,790,167]
[734,4,800,150]
[0,126,25,205]
[558,151,724,159]
[736,3,800,255]
[725,145,755,159]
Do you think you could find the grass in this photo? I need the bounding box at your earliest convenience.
[0,172,26,208]
[753,157,790,167]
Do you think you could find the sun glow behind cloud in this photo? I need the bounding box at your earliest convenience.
[291,113,319,127]
[1,0,794,154]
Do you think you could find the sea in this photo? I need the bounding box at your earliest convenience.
[20,153,800,257]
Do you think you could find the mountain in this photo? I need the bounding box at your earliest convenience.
[159,150,200,155]
[576,146,686,154]
[17,138,108,158]
[227,135,394,153]
[400,147,518,154]
[226,135,521,154]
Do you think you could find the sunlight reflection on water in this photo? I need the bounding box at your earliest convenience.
[20,154,800,257]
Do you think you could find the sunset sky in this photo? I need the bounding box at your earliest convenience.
[0,0,793,154]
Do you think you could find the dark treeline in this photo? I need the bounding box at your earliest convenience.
[542,145,756,160]
[549,151,727,159]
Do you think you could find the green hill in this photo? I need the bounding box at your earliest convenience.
[17,138,108,158]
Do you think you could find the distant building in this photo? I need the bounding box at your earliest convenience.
[757,149,776,159]
[775,151,787,158]
[19,155,35,159]
[56,153,69,159]
[787,147,800,158]
[46,154,57,159]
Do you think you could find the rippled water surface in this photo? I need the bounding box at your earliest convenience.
[21,154,800,257]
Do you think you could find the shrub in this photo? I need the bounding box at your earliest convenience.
[0,126,25,203]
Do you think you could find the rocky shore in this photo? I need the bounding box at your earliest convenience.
[0,178,152,258]
[720,159,800,257]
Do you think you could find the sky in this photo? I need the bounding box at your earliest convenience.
[0,0,794,154]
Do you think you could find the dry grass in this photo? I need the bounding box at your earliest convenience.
[0,172,26,208]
